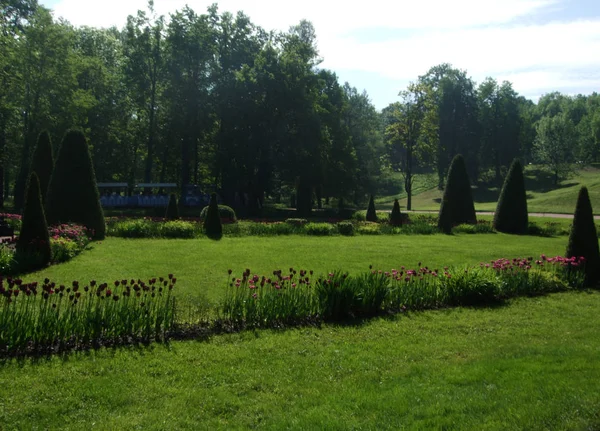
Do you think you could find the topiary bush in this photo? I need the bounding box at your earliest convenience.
[165,193,179,220]
[493,159,528,234]
[204,193,223,240]
[45,130,105,240]
[366,195,377,222]
[305,222,335,236]
[15,173,51,271]
[389,199,403,226]
[337,221,355,236]
[438,154,476,233]
[200,203,236,223]
[566,186,600,287]
[30,131,54,205]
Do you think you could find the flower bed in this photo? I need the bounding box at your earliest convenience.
[0,275,176,356]
[221,255,587,328]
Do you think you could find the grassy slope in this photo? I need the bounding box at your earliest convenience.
[375,166,600,214]
[1,291,599,429]
[23,235,568,304]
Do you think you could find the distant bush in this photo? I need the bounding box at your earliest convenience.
[337,221,355,236]
[356,222,381,235]
[452,221,495,234]
[109,219,158,238]
[285,218,308,227]
[165,194,179,220]
[389,199,403,226]
[305,222,335,236]
[161,221,196,239]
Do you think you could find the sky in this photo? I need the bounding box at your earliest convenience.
[40,0,600,110]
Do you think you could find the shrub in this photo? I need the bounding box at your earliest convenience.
[494,159,528,234]
[285,218,308,227]
[200,203,236,223]
[30,131,54,205]
[165,194,179,220]
[366,195,377,222]
[337,221,355,236]
[204,193,223,240]
[109,219,158,238]
[15,173,51,271]
[50,237,81,263]
[438,154,476,233]
[305,222,335,236]
[566,186,600,286]
[356,222,381,235]
[452,221,495,234]
[389,199,403,226]
[45,130,105,239]
[161,221,196,239]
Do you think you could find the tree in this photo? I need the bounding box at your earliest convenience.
[366,195,377,222]
[534,112,576,185]
[45,130,105,239]
[438,154,476,233]
[384,84,434,210]
[566,186,600,286]
[493,159,528,234]
[203,192,222,240]
[165,193,178,219]
[15,171,51,270]
[30,130,53,203]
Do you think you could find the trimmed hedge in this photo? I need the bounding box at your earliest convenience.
[566,186,600,286]
[30,131,54,204]
[494,159,528,234]
[203,193,223,240]
[45,130,105,240]
[165,193,179,220]
[15,173,51,270]
[438,154,476,233]
[366,195,377,222]
[200,203,236,223]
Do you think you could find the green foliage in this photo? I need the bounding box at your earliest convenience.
[161,221,195,239]
[30,130,54,204]
[45,130,106,240]
[200,204,236,223]
[305,222,335,236]
[566,186,600,286]
[494,159,528,234]
[50,237,81,263]
[438,154,476,233]
[337,221,355,236]
[366,195,377,222]
[0,275,176,355]
[165,194,179,220]
[204,193,223,240]
[389,199,403,226]
[15,173,51,271]
[285,218,308,227]
[452,221,495,234]
[534,113,576,184]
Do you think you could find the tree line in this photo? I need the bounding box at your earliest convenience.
[2,0,599,215]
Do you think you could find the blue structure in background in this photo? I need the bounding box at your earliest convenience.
[98,183,211,208]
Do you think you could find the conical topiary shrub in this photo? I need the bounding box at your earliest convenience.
[15,172,51,271]
[366,195,377,222]
[45,130,105,239]
[438,154,476,233]
[493,159,528,234]
[566,186,600,287]
[30,131,54,204]
[389,199,403,226]
[204,192,222,240]
[165,193,179,220]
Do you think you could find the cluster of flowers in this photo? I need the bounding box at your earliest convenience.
[0,213,21,221]
[0,274,176,305]
[230,267,314,290]
[483,255,586,271]
[370,262,453,282]
[48,224,92,246]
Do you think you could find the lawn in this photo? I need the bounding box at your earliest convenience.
[23,234,568,304]
[376,166,600,214]
[5,234,599,429]
[1,290,599,429]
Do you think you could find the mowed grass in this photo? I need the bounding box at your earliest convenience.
[23,234,568,304]
[1,291,599,429]
[377,166,600,214]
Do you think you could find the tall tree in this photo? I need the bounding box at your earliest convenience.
[534,112,576,185]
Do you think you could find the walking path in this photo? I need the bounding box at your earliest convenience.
[405,210,600,220]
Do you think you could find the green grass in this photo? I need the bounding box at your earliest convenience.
[376,166,600,214]
[1,291,599,429]
[23,235,568,304]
